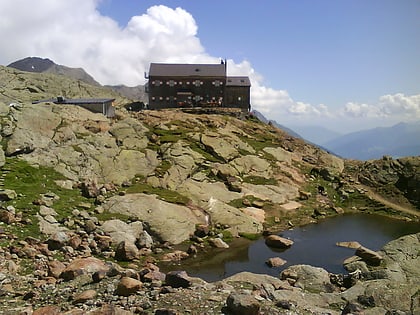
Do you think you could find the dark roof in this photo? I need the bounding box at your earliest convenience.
[32,97,115,105]
[149,63,226,77]
[58,98,115,105]
[226,76,251,87]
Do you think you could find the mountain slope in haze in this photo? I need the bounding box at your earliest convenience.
[251,110,302,138]
[290,125,343,145]
[323,122,420,160]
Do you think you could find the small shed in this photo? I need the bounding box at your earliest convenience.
[53,97,115,117]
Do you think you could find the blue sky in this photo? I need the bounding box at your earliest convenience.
[0,0,419,133]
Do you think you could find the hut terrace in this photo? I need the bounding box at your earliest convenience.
[147,62,251,111]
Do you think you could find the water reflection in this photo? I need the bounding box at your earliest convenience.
[161,213,420,282]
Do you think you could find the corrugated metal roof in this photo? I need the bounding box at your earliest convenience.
[149,63,226,77]
[60,98,115,104]
[226,76,251,87]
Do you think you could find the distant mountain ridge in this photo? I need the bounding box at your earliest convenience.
[8,57,101,86]
[7,57,147,102]
[323,122,420,160]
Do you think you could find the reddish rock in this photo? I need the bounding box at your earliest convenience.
[73,289,97,304]
[68,235,82,249]
[114,241,139,261]
[165,270,192,288]
[265,235,293,249]
[161,250,189,262]
[355,246,383,266]
[115,277,142,296]
[60,257,110,281]
[95,235,112,251]
[226,293,260,315]
[266,257,287,267]
[0,209,16,224]
[33,306,61,315]
[48,260,66,279]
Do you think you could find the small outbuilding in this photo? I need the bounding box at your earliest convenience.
[33,96,115,118]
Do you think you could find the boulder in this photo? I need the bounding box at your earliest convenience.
[265,235,293,249]
[101,219,143,245]
[205,198,263,236]
[0,209,16,224]
[208,237,229,249]
[47,231,71,250]
[266,257,287,267]
[280,264,333,293]
[104,193,203,244]
[263,146,292,164]
[355,246,383,266]
[226,293,260,315]
[230,155,272,178]
[60,257,110,281]
[136,230,154,249]
[114,241,139,261]
[165,270,192,288]
[115,277,142,296]
[33,306,61,315]
[48,260,66,279]
[0,189,17,201]
[73,289,97,304]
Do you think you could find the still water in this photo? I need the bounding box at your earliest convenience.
[162,213,420,282]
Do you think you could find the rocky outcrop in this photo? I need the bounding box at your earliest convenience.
[358,156,420,207]
[103,193,204,244]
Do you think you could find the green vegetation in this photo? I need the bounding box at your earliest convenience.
[2,157,94,238]
[242,175,277,185]
[125,181,190,205]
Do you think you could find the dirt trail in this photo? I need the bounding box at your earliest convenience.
[357,184,419,217]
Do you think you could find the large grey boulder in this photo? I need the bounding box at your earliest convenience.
[160,140,204,190]
[263,146,292,164]
[230,155,272,178]
[100,219,143,245]
[179,179,242,206]
[103,193,204,244]
[108,117,149,150]
[241,182,298,204]
[5,103,61,156]
[205,198,263,235]
[281,264,333,293]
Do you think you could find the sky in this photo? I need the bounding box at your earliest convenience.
[0,0,419,133]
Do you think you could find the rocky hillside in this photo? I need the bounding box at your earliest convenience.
[0,66,419,314]
[8,57,148,102]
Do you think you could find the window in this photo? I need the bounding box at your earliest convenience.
[168,80,176,87]
[213,80,221,87]
[194,80,201,87]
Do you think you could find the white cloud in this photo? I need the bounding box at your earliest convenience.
[342,94,420,120]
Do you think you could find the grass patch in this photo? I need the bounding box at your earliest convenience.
[243,175,277,185]
[125,182,190,205]
[2,157,94,238]
[239,232,261,241]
